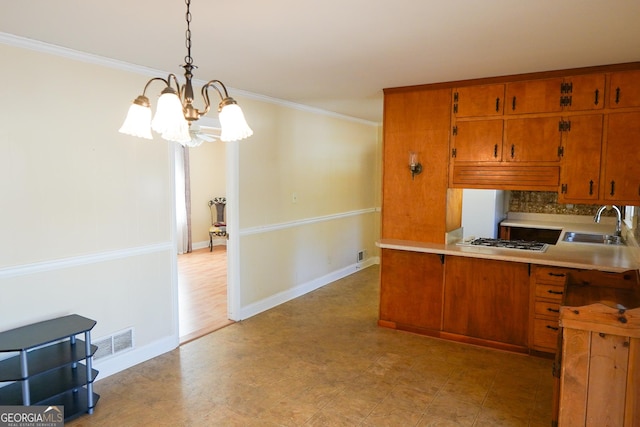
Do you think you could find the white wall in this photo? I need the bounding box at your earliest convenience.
[0,36,381,375]
[0,42,178,374]
[235,103,380,314]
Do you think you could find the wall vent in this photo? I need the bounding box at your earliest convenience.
[357,250,365,263]
[93,328,134,360]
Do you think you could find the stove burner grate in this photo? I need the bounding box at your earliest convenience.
[467,238,548,252]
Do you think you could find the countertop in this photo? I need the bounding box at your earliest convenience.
[378,213,640,273]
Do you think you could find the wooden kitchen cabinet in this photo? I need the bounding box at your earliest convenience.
[503,116,562,162]
[444,63,639,193]
[452,116,562,163]
[558,114,603,203]
[379,249,444,332]
[443,256,530,350]
[452,84,505,117]
[529,265,568,353]
[382,87,461,243]
[609,69,640,108]
[505,78,564,114]
[504,74,604,114]
[450,116,562,190]
[563,73,605,111]
[601,111,640,204]
[450,119,503,162]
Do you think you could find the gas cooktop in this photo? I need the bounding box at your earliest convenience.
[458,238,548,252]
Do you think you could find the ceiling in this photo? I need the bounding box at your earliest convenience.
[1,0,639,123]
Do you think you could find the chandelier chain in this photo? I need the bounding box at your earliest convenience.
[184,0,193,65]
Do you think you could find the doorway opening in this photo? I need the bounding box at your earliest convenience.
[174,121,235,344]
[178,245,232,343]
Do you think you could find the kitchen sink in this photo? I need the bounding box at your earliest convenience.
[562,231,625,245]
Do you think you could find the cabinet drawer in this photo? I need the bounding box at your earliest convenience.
[535,284,565,301]
[533,318,560,350]
[535,266,569,286]
[535,300,561,318]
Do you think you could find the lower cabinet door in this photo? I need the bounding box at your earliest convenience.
[443,256,530,346]
[379,249,444,331]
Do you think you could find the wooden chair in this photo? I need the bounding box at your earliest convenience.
[208,197,227,251]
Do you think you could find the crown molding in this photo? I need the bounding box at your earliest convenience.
[0,32,378,127]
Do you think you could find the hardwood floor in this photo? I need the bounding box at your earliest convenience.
[178,246,233,344]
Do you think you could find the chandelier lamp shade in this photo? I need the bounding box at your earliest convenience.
[118,0,253,145]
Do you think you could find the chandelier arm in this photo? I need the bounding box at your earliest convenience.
[167,74,181,93]
[204,79,230,98]
[141,77,170,95]
[140,74,181,96]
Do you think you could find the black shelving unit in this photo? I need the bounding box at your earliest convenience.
[0,314,99,421]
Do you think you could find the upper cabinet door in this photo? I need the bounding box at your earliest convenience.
[453,84,505,117]
[558,115,603,202]
[451,120,503,162]
[602,111,640,203]
[609,70,640,108]
[504,117,562,162]
[563,74,605,111]
[505,78,564,114]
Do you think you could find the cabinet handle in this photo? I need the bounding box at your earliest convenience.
[594,89,599,105]
[511,144,515,159]
[546,325,560,331]
[547,308,560,313]
[547,290,564,295]
[512,96,517,111]
[496,97,500,112]
[494,144,498,158]
[610,180,615,196]
[589,180,594,195]
[548,272,566,277]
[615,87,621,104]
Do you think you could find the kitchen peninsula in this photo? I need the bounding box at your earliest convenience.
[379,61,640,357]
[378,220,640,352]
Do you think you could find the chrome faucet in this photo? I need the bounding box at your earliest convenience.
[594,205,622,237]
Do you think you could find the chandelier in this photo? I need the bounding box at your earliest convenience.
[119,0,253,145]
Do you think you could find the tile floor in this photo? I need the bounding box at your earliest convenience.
[68,265,554,426]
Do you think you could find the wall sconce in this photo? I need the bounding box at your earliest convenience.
[409,151,423,180]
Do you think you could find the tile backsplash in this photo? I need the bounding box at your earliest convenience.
[508,191,640,242]
[508,191,609,216]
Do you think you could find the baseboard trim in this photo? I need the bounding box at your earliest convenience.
[239,257,379,320]
[94,334,178,380]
